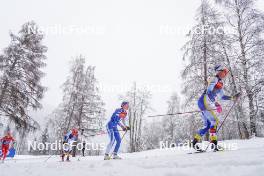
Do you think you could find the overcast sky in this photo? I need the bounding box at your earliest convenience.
[0,0,263,125]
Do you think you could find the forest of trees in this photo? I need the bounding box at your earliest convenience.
[181,0,264,139]
[143,0,264,150]
[0,22,106,155]
[0,0,263,155]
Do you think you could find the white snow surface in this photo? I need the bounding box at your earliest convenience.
[1,138,264,176]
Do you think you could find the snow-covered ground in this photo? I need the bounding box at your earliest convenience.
[1,138,264,176]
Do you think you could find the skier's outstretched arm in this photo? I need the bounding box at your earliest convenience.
[219,89,241,101]
[219,89,233,100]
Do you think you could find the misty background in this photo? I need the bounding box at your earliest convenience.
[0,0,263,125]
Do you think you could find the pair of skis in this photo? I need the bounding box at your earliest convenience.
[187,150,225,155]
[188,148,225,154]
[187,146,225,154]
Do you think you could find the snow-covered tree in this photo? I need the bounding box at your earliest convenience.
[143,93,198,149]
[0,21,47,154]
[41,127,49,155]
[61,56,85,132]
[0,21,47,131]
[162,93,181,143]
[49,55,105,141]
[182,0,264,140]
[142,121,164,150]
[182,0,225,141]
[120,82,152,152]
[216,0,264,136]
[182,0,224,107]
[75,65,106,133]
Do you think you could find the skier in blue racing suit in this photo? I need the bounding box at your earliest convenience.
[104,101,130,160]
[192,65,241,151]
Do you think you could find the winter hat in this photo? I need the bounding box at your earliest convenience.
[121,101,129,107]
[214,65,225,72]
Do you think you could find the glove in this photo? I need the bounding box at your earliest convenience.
[215,102,222,113]
[233,92,241,100]
[122,126,130,131]
[121,126,127,131]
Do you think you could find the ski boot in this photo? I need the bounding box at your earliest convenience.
[113,153,122,160]
[211,140,223,151]
[192,138,203,152]
[66,155,70,162]
[104,154,111,160]
[61,154,65,162]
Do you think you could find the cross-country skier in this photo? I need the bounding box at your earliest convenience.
[0,131,15,163]
[61,128,78,162]
[192,65,241,151]
[104,101,130,160]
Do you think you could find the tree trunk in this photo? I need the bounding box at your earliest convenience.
[201,6,209,141]
[235,3,256,136]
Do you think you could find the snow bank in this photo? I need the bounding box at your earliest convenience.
[1,138,264,176]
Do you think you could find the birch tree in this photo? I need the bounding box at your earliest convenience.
[216,0,264,136]
[182,0,224,107]
[120,83,152,152]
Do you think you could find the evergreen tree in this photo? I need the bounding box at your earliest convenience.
[0,21,47,131]
[49,55,105,146]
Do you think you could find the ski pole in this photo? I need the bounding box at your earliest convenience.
[216,98,239,133]
[44,155,53,162]
[148,104,239,118]
[85,130,124,137]
[148,93,246,118]
[44,140,68,162]
[204,97,240,151]
[120,130,128,141]
[147,109,217,118]
[109,130,128,159]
